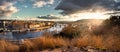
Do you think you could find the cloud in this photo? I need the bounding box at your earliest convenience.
[55,0,120,14]
[0,0,19,17]
[116,2,120,10]
[18,0,25,2]
[33,0,55,8]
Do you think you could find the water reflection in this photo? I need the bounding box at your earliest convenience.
[0,24,67,40]
[0,31,43,40]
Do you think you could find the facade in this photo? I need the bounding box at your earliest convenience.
[0,20,54,31]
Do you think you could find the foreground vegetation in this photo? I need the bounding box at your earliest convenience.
[0,33,120,52]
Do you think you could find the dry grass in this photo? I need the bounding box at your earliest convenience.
[19,35,68,52]
[19,40,34,52]
[32,36,67,50]
[0,35,68,52]
[72,35,90,47]
[0,34,120,52]
[103,35,120,51]
[90,35,104,48]
[72,34,120,51]
[0,40,19,52]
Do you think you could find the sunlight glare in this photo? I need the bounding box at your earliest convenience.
[70,11,111,20]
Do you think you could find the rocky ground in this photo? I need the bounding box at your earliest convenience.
[37,46,115,52]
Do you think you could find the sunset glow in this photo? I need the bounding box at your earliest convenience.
[70,11,111,20]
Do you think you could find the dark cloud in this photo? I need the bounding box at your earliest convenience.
[115,2,120,10]
[55,0,119,14]
[0,0,16,4]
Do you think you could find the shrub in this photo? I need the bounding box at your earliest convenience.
[55,24,81,39]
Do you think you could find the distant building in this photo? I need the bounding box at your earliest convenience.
[0,20,54,31]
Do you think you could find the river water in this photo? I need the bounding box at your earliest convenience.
[0,24,66,40]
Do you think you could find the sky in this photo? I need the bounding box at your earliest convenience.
[13,0,62,18]
[0,0,62,18]
[0,0,120,21]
